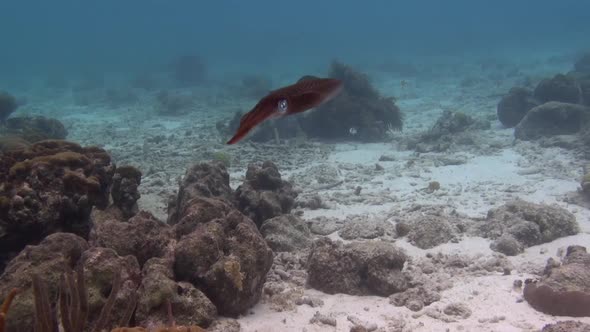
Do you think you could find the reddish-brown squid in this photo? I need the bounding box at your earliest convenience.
[226,76,343,144]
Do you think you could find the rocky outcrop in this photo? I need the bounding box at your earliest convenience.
[235,161,297,228]
[472,200,579,255]
[260,214,312,252]
[89,211,173,267]
[524,245,590,317]
[514,102,590,140]
[136,258,217,328]
[307,237,408,296]
[496,87,539,127]
[0,140,114,273]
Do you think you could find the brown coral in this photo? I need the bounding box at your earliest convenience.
[0,140,114,274]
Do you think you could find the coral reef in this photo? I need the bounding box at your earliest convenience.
[406,110,490,153]
[533,74,582,104]
[472,200,579,255]
[299,61,403,142]
[306,237,408,296]
[173,208,273,316]
[110,166,142,218]
[167,161,234,224]
[136,258,216,328]
[0,91,18,124]
[234,161,298,228]
[0,140,114,273]
[0,233,89,331]
[2,116,68,142]
[523,245,590,317]
[496,87,539,127]
[259,214,312,252]
[514,101,590,140]
[541,321,590,332]
[89,211,173,267]
[0,136,30,153]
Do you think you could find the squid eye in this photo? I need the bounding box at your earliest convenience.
[277,99,288,113]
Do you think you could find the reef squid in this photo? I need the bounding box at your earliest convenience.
[226,76,343,144]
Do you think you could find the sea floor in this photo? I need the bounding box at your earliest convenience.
[10,53,590,331]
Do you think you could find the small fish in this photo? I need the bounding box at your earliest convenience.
[349,127,357,135]
[226,77,343,144]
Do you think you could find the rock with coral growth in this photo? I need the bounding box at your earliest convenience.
[541,320,590,332]
[174,209,273,316]
[472,200,579,253]
[534,74,582,104]
[260,214,312,252]
[299,61,403,142]
[168,161,234,224]
[524,245,590,317]
[514,102,590,140]
[235,161,297,228]
[111,165,142,218]
[4,115,68,142]
[89,211,173,267]
[496,87,539,128]
[0,233,89,331]
[307,237,408,296]
[81,247,142,331]
[136,258,217,328]
[0,140,114,272]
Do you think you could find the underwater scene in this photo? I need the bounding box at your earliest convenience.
[1,1,590,331]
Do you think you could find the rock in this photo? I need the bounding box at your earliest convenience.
[389,285,441,311]
[534,74,581,104]
[490,234,523,256]
[443,302,472,319]
[473,200,579,252]
[407,215,459,249]
[135,258,217,328]
[339,218,396,240]
[541,321,590,332]
[307,216,344,236]
[171,195,235,238]
[298,61,403,142]
[235,161,297,227]
[524,245,590,317]
[0,233,89,331]
[173,210,273,316]
[260,214,312,252]
[496,87,539,127]
[89,211,173,267]
[307,237,408,296]
[0,140,114,273]
[167,161,233,224]
[80,247,142,331]
[514,102,590,140]
[422,110,490,141]
[3,116,68,142]
[110,165,142,218]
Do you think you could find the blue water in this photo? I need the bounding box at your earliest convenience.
[1,0,588,80]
